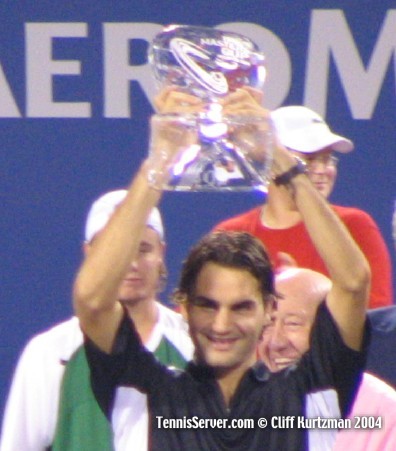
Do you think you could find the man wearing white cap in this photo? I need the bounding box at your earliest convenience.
[0,190,193,451]
[215,105,392,309]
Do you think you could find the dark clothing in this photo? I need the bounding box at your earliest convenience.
[85,303,368,451]
[367,305,396,388]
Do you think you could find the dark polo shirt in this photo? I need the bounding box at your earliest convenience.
[85,303,368,451]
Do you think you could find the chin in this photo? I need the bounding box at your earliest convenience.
[209,361,241,374]
[199,351,234,368]
[322,190,331,199]
[119,299,138,308]
[119,295,146,306]
[207,351,251,372]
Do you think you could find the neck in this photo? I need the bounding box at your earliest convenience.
[215,355,256,407]
[123,297,159,344]
[261,183,302,229]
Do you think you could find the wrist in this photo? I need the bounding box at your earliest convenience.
[143,154,169,191]
[273,157,307,186]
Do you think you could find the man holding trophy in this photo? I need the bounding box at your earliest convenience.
[74,25,370,450]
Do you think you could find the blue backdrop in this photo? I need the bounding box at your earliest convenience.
[1,0,395,419]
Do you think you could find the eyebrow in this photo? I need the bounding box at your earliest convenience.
[191,296,257,310]
[283,310,308,318]
[231,299,256,310]
[139,240,153,248]
[191,296,218,307]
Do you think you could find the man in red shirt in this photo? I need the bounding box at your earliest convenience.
[215,105,392,308]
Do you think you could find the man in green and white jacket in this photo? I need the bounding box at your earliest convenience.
[1,190,193,451]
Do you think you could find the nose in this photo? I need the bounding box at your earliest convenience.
[128,260,139,272]
[211,308,232,334]
[268,323,288,351]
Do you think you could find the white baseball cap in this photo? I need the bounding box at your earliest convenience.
[84,189,164,243]
[271,106,354,153]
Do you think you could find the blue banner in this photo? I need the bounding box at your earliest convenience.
[1,0,395,416]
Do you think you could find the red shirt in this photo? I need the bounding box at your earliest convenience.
[214,205,393,309]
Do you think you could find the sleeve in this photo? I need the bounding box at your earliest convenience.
[0,339,61,451]
[212,208,258,234]
[84,310,176,417]
[343,210,393,308]
[303,302,370,417]
[213,217,243,232]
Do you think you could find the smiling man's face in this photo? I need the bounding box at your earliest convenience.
[186,262,267,376]
[259,297,316,372]
[257,268,331,372]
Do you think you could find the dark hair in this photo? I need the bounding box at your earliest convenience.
[173,231,275,306]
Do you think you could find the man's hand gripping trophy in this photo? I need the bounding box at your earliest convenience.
[147,86,274,191]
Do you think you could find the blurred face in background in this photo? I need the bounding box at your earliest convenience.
[85,226,165,306]
[119,227,165,305]
[292,147,338,199]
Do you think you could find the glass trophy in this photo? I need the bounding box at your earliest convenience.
[148,24,273,192]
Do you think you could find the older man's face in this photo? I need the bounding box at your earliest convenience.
[258,296,317,372]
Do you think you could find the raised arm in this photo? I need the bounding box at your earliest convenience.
[73,91,202,352]
[272,144,371,350]
[73,162,162,352]
[222,88,370,350]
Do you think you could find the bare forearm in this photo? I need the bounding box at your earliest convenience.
[273,146,370,349]
[73,161,161,316]
[292,175,370,293]
[73,90,203,350]
[273,144,369,291]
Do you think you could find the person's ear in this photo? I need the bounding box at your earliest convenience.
[157,259,168,293]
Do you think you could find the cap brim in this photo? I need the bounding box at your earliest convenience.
[281,127,354,154]
[328,135,354,153]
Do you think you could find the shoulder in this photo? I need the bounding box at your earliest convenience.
[357,373,396,412]
[366,306,396,387]
[213,207,261,231]
[156,303,194,359]
[26,317,82,347]
[157,303,187,329]
[368,306,396,333]
[362,373,396,396]
[332,205,377,226]
[20,317,83,363]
